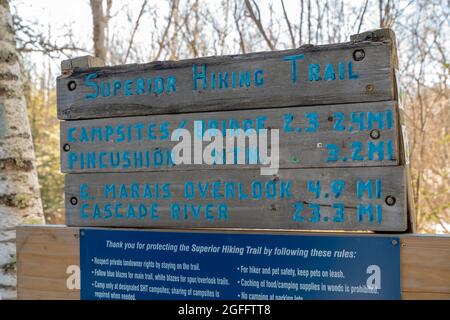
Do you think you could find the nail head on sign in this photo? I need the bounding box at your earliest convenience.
[385,195,396,206]
[63,143,71,152]
[370,129,381,140]
[353,49,365,61]
[366,84,374,93]
[68,81,77,91]
[70,197,78,206]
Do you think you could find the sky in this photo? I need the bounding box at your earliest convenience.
[12,0,92,49]
[10,0,370,81]
[9,0,448,87]
[10,0,364,54]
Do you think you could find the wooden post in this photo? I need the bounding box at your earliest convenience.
[61,56,105,75]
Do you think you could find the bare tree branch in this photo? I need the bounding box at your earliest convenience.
[12,14,87,58]
[233,0,247,53]
[244,0,275,50]
[357,0,369,33]
[299,0,304,45]
[124,0,148,63]
[181,0,202,57]
[281,0,295,47]
[307,0,311,43]
[154,0,178,60]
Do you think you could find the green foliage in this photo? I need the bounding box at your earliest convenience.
[25,81,64,224]
[8,193,33,209]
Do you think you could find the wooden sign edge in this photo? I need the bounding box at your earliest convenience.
[58,41,391,79]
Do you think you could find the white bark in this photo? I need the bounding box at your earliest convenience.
[0,0,44,300]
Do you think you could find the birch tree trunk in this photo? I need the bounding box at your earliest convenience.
[0,0,44,299]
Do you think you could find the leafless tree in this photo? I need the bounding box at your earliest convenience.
[244,0,276,50]
[281,0,295,47]
[233,0,247,53]
[154,0,179,60]
[123,0,148,63]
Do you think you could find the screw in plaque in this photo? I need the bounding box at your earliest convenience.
[385,195,396,206]
[63,143,71,152]
[370,129,381,140]
[67,81,77,91]
[353,49,365,61]
[391,239,398,246]
[70,197,78,206]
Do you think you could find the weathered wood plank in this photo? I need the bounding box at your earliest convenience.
[400,235,450,294]
[350,28,398,69]
[16,225,450,300]
[16,225,79,300]
[64,166,407,231]
[401,292,450,300]
[394,68,416,232]
[57,41,395,120]
[60,101,399,173]
[61,56,105,74]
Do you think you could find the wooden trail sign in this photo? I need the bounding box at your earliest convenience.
[57,40,397,120]
[60,101,400,173]
[58,28,411,232]
[64,166,407,231]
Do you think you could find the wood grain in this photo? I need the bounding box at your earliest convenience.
[57,41,395,120]
[400,235,450,295]
[16,225,450,300]
[60,101,399,173]
[64,166,407,231]
[61,56,105,74]
[16,225,79,300]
